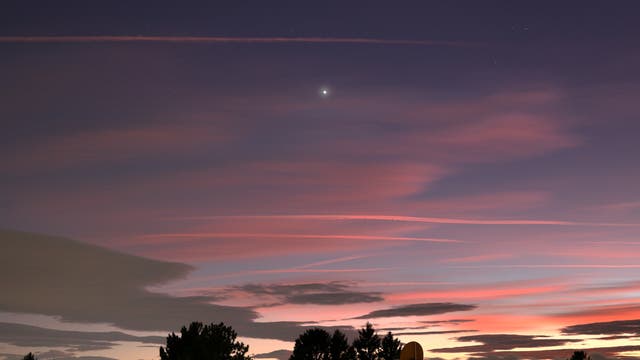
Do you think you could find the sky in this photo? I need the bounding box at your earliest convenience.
[2,1,640,360]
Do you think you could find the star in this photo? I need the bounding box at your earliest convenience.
[319,86,330,98]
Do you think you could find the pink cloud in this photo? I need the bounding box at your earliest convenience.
[440,253,513,263]
[584,200,640,214]
[554,303,640,324]
[455,264,640,269]
[385,284,566,302]
[101,204,448,261]
[317,88,578,166]
[120,223,460,261]
[231,161,446,202]
[406,190,551,216]
[131,232,460,245]
[459,313,551,333]
[182,266,391,281]
[185,214,617,226]
[426,113,579,161]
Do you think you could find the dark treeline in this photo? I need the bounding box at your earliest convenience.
[289,323,400,360]
[21,322,593,360]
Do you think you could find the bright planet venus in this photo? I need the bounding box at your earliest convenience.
[2,2,640,360]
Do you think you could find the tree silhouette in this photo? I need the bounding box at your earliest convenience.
[345,346,358,360]
[329,329,353,360]
[379,332,401,360]
[290,328,332,360]
[23,353,37,360]
[569,351,592,360]
[353,323,381,360]
[159,322,250,360]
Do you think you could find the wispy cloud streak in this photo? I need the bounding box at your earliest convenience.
[191,267,392,281]
[0,36,480,47]
[455,264,640,269]
[175,214,638,226]
[133,232,462,243]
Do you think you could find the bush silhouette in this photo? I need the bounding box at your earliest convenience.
[569,350,592,360]
[23,353,37,360]
[160,322,250,360]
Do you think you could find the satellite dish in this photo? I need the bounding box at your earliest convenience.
[399,341,423,360]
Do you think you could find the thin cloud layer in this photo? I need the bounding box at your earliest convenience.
[191,214,608,226]
[254,349,293,360]
[392,329,475,336]
[0,36,480,47]
[228,282,384,306]
[354,303,476,319]
[0,352,117,360]
[0,322,164,351]
[431,334,582,353]
[562,319,640,336]
[451,348,640,360]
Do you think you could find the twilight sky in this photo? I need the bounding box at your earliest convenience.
[2,2,640,360]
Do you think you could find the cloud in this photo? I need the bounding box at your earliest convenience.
[420,319,475,325]
[562,319,640,336]
[454,264,640,269]
[425,113,578,162]
[408,190,551,216]
[124,212,459,264]
[441,253,513,263]
[0,229,342,341]
[392,330,476,336]
[229,282,384,306]
[287,293,382,305]
[184,214,635,227]
[597,335,639,340]
[0,36,480,47]
[25,350,118,360]
[2,85,586,255]
[4,124,230,173]
[430,334,582,353]
[318,91,579,166]
[353,303,476,319]
[0,322,164,351]
[128,231,460,262]
[454,348,640,360]
[134,232,460,244]
[254,349,293,360]
[384,282,565,302]
[0,351,118,360]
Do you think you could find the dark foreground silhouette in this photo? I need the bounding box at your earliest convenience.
[20,322,594,360]
[569,350,591,360]
[158,322,594,360]
[160,322,250,360]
